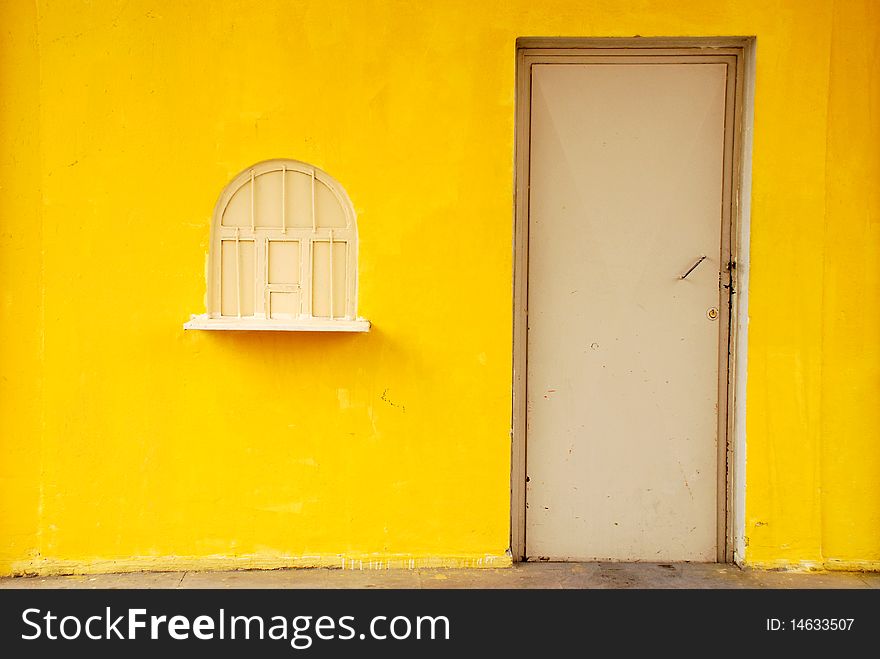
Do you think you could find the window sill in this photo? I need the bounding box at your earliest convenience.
[183,314,370,332]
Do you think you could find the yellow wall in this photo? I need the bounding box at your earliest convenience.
[817,0,880,569]
[1,0,878,575]
[742,0,880,570]
[0,0,43,572]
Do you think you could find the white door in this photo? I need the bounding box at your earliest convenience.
[525,58,734,561]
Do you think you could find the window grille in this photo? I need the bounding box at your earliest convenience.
[185,159,369,332]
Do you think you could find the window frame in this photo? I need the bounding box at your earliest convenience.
[185,159,369,332]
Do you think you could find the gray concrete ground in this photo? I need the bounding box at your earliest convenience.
[2,563,878,589]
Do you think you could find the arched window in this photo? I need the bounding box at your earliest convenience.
[185,159,369,331]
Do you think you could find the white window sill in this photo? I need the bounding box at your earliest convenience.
[183,314,370,332]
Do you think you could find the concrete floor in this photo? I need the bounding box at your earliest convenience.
[2,563,878,589]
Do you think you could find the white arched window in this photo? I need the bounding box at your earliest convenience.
[185,159,369,331]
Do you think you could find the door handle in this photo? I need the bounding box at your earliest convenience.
[680,255,707,280]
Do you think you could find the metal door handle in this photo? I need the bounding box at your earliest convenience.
[680,255,706,280]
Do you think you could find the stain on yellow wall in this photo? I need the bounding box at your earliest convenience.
[1,0,878,575]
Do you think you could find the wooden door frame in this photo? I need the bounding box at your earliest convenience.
[511,37,755,563]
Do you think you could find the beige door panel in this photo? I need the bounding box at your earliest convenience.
[526,61,730,561]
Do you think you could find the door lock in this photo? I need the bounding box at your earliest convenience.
[707,307,719,320]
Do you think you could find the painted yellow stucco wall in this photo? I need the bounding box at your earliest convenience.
[1,0,878,575]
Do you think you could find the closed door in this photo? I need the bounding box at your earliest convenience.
[524,56,736,561]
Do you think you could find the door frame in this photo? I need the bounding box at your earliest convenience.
[511,37,755,563]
